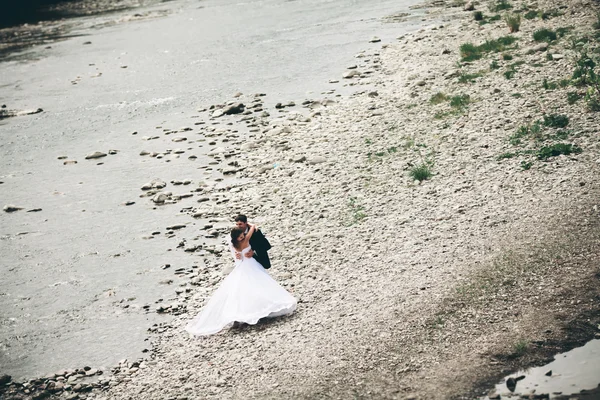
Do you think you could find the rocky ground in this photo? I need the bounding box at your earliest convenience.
[3,0,600,399]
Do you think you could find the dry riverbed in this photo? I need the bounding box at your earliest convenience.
[2,0,600,399]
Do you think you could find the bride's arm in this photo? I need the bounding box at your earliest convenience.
[245,224,257,242]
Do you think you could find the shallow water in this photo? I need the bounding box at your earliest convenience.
[0,0,426,381]
[486,339,600,399]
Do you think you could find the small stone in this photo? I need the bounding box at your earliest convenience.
[140,150,150,156]
[292,155,306,163]
[166,224,186,230]
[552,54,564,60]
[85,151,107,160]
[308,156,327,165]
[152,193,168,204]
[3,205,23,212]
[223,103,245,115]
[108,149,118,155]
[63,160,78,165]
[369,36,381,43]
[342,70,360,79]
[464,1,474,11]
[545,370,552,376]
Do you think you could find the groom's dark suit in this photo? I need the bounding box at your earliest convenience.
[249,228,272,269]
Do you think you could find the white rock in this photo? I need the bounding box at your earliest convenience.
[85,151,107,159]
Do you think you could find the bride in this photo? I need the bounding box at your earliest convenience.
[186,224,297,336]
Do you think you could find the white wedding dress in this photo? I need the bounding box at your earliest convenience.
[186,245,297,336]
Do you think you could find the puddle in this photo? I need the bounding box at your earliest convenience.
[485,339,600,399]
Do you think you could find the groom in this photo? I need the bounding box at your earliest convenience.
[234,214,272,269]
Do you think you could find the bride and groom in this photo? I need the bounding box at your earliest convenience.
[186,215,297,336]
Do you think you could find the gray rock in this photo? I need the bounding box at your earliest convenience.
[3,205,23,212]
[343,70,361,79]
[308,156,327,165]
[223,103,245,115]
[166,224,186,230]
[152,193,168,204]
[369,36,381,43]
[85,151,107,159]
[0,108,43,120]
[293,155,307,163]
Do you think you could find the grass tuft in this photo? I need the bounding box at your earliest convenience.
[537,143,582,160]
[458,71,484,83]
[567,91,583,104]
[430,92,449,104]
[491,0,512,12]
[409,163,433,182]
[543,114,569,128]
[513,340,529,357]
[450,94,471,109]
[533,28,557,42]
[460,36,518,61]
[504,14,521,33]
[524,10,538,19]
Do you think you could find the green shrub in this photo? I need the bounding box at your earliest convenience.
[502,53,513,60]
[520,160,533,170]
[543,114,569,128]
[492,0,512,12]
[490,14,502,21]
[490,60,500,70]
[498,152,517,160]
[504,14,521,33]
[510,125,529,145]
[450,94,471,109]
[460,43,482,61]
[504,69,516,79]
[567,91,583,104]
[537,143,582,160]
[541,9,562,20]
[430,92,449,104]
[559,79,571,88]
[542,78,557,90]
[594,13,600,30]
[556,27,574,38]
[533,28,557,42]
[409,163,433,182]
[460,36,518,61]
[458,71,484,83]
[524,10,538,19]
[474,11,484,21]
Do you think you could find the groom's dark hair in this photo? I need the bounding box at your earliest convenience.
[234,214,248,223]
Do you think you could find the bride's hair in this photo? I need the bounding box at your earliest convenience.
[230,227,244,250]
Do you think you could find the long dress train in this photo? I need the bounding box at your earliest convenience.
[186,245,296,336]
